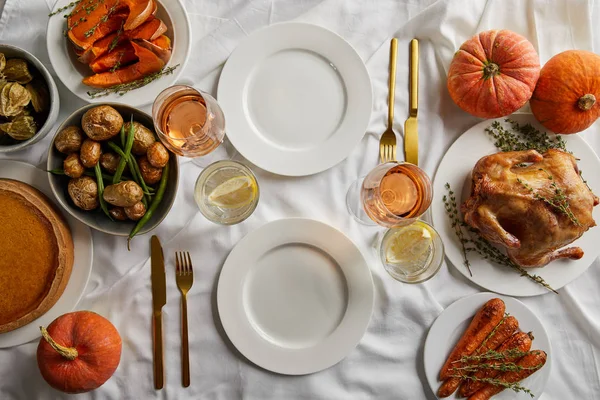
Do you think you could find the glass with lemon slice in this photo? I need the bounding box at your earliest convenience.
[379,220,444,283]
[194,160,259,224]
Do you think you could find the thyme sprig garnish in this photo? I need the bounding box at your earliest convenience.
[517,170,581,226]
[448,374,535,397]
[108,20,125,52]
[485,119,568,153]
[49,0,82,17]
[109,50,125,72]
[87,64,180,98]
[443,183,558,294]
[83,1,118,38]
[443,183,472,277]
[453,348,533,364]
[478,313,509,351]
[451,362,542,374]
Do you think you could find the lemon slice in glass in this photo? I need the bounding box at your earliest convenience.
[385,223,433,265]
[208,176,257,209]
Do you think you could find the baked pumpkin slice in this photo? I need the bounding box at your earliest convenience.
[0,179,74,334]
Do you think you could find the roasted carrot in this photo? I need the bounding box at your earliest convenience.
[460,331,533,397]
[439,298,506,381]
[438,315,518,397]
[468,350,547,400]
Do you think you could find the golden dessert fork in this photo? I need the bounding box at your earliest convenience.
[379,38,399,164]
[175,251,194,388]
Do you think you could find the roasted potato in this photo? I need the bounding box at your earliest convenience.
[124,121,155,155]
[147,142,169,168]
[81,105,123,141]
[68,176,98,210]
[100,152,121,174]
[80,138,101,168]
[63,153,84,178]
[109,207,128,221]
[124,201,146,221]
[138,155,163,185]
[55,126,83,154]
[103,181,144,207]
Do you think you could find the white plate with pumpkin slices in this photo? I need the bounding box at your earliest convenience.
[0,161,93,348]
[46,0,190,107]
[431,113,600,297]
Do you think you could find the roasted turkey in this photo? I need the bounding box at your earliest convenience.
[461,149,598,268]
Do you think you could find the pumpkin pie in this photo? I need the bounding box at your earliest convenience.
[0,179,74,333]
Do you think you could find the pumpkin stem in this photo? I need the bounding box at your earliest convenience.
[483,62,500,79]
[39,326,78,361]
[578,94,596,111]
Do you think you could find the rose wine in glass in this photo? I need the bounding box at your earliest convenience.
[152,85,225,158]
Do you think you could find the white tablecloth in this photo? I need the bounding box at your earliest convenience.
[2,0,600,398]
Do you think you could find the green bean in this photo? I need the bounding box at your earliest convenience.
[95,163,113,220]
[113,118,134,184]
[128,161,169,250]
[129,155,153,202]
[119,124,125,148]
[108,142,154,200]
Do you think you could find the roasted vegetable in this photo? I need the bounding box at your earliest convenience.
[63,153,85,178]
[55,126,84,154]
[109,207,128,221]
[25,80,49,113]
[100,152,121,174]
[103,180,144,207]
[124,201,146,221]
[68,176,99,210]
[80,138,102,168]
[146,141,169,168]
[81,105,124,141]
[3,115,36,140]
[137,155,162,184]
[0,82,31,117]
[124,121,155,155]
[3,59,33,84]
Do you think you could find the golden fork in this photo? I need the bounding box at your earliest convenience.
[175,251,194,388]
[379,38,398,164]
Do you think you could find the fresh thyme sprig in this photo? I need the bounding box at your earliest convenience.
[108,20,124,52]
[478,313,509,351]
[49,0,82,17]
[485,119,568,153]
[83,1,118,38]
[448,374,535,397]
[517,170,581,226]
[451,361,542,374]
[453,348,534,364]
[443,183,472,276]
[443,183,558,294]
[109,51,125,72]
[87,64,180,98]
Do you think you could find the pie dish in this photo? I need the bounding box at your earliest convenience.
[0,179,74,333]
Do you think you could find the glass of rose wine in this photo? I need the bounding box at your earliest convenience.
[346,162,433,227]
[152,85,226,163]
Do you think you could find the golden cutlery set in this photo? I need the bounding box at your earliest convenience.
[151,236,194,389]
[380,38,420,166]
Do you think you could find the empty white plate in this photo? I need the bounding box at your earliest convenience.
[217,218,374,375]
[218,22,372,176]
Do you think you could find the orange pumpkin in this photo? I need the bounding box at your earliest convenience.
[447,29,540,118]
[37,311,122,394]
[530,50,600,134]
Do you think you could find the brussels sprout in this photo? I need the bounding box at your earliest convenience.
[0,82,31,117]
[3,59,33,84]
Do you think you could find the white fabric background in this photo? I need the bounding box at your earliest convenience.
[1,0,600,398]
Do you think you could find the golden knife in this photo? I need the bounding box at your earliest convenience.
[151,235,166,390]
[404,39,419,165]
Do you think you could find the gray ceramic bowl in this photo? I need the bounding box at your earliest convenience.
[0,44,60,153]
[47,103,179,236]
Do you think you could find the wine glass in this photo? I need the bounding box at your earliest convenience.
[346,162,433,227]
[152,85,232,166]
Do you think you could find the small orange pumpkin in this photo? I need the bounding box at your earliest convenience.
[447,30,540,118]
[530,50,600,134]
[37,311,122,394]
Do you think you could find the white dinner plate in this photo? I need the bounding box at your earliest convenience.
[431,114,600,296]
[0,161,93,348]
[217,218,374,375]
[424,293,551,400]
[217,22,373,176]
[46,0,191,107]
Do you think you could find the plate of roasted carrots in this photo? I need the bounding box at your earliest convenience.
[46,0,190,106]
[424,294,551,400]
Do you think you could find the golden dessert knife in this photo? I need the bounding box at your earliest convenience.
[151,235,166,390]
[404,39,419,165]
